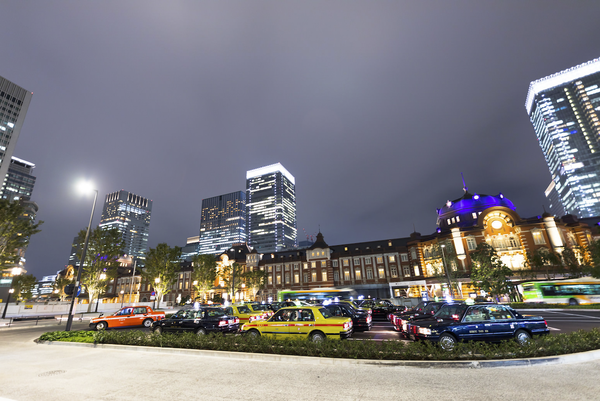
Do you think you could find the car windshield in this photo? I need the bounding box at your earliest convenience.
[250,304,269,311]
[422,303,440,314]
[319,308,333,318]
[237,306,251,313]
[434,304,467,319]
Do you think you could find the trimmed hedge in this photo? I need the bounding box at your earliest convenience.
[38,328,600,361]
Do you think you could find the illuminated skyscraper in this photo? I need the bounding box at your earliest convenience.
[246,163,297,252]
[526,58,600,218]
[198,191,246,255]
[1,157,36,201]
[0,76,33,198]
[99,190,152,263]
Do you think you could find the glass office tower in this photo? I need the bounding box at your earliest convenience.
[526,58,600,218]
[198,191,247,255]
[1,157,36,201]
[99,190,152,263]
[246,163,297,252]
[0,76,33,198]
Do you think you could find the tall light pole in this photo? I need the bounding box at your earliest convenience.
[153,277,160,309]
[128,260,137,305]
[440,244,453,300]
[120,290,125,308]
[3,267,24,319]
[66,182,98,331]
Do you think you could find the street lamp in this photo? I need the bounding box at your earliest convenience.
[1,289,15,319]
[3,266,24,319]
[120,290,125,308]
[192,280,198,302]
[128,260,137,306]
[440,244,453,300]
[66,181,98,331]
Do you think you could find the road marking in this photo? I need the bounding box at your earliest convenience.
[548,326,561,331]
[542,311,600,320]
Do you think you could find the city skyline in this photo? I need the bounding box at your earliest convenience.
[4,2,600,278]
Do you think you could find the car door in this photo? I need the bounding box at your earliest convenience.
[131,307,147,326]
[115,307,134,327]
[459,306,486,341]
[290,309,315,338]
[484,305,516,341]
[265,309,294,338]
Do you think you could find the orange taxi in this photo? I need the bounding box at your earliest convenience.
[90,306,165,330]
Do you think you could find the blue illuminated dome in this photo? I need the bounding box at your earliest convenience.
[436,191,516,231]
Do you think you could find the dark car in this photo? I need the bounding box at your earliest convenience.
[388,300,433,323]
[152,307,239,335]
[408,303,549,350]
[321,302,373,331]
[392,301,458,335]
[270,301,297,311]
[358,299,405,320]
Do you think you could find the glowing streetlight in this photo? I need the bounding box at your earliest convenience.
[120,290,125,308]
[2,268,23,319]
[66,180,98,331]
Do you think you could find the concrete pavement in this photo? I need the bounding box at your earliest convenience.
[1,327,600,400]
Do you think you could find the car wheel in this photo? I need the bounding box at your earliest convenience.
[515,329,532,346]
[95,321,107,330]
[196,328,207,335]
[247,329,260,338]
[153,326,163,335]
[569,298,578,306]
[142,319,153,328]
[438,333,457,351]
[311,331,326,343]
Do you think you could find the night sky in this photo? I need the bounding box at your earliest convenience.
[4,2,600,279]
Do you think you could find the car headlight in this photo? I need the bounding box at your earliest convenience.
[418,327,431,336]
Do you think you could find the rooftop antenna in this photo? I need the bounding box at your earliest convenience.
[461,172,468,193]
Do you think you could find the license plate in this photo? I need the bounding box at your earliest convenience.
[229,320,234,325]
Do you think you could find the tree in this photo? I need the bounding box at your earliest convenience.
[191,254,217,302]
[470,242,514,301]
[0,199,42,266]
[74,227,123,311]
[53,276,73,301]
[587,239,600,279]
[12,273,37,301]
[243,268,268,301]
[561,246,583,278]
[427,242,464,298]
[141,243,182,307]
[220,262,244,301]
[526,247,562,279]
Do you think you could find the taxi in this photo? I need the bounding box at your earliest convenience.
[246,303,274,319]
[222,304,266,326]
[241,306,353,342]
[89,306,165,330]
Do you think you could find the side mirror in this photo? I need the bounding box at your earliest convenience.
[99,313,104,317]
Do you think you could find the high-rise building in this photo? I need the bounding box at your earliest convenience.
[526,58,600,218]
[0,76,32,196]
[246,163,297,252]
[1,156,36,201]
[99,190,152,263]
[198,191,246,255]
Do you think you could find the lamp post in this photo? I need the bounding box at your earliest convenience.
[128,260,137,305]
[440,244,453,299]
[66,182,98,331]
[153,277,160,309]
[120,290,125,308]
[192,280,198,302]
[2,267,23,319]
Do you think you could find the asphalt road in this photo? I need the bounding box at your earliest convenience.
[1,321,600,401]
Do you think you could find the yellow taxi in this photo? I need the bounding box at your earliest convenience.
[246,303,274,319]
[222,304,266,326]
[241,306,353,342]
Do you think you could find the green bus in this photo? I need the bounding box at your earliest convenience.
[521,278,600,305]
[277,288,356,302]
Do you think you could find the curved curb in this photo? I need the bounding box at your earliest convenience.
[36,340,600,369]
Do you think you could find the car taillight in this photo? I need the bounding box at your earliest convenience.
[235,317,239,324]
[367,315,372,323]
[219,320,228,327]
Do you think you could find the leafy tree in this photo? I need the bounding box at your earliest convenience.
[426,242,464,298]
[53,276,73,301]
[526,247,562,279]
[561,246,583,278]
[74,227,123,311]
[191,254,217,302]
[12,273,37,301]
[470,242,514,301]
[587,239,600,279]
[0,199,42,266]
[141,243,182,307]
[220,262,244,301]
[243,268,268,301]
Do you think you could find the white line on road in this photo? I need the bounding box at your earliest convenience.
[542,311,600,320]
[548,327,561,331]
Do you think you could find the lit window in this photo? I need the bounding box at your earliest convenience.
[277,275,281,285]
[390,267,398,278]
[294,273,299,283]
[343,259,349,266]
[413,266,420,276]
[321,261,327,267]
[404,266,411,277]
[311,261,316,268]
[378,268,385,278]
[268,276,273,285]
[322,271,327,281]
[532,231,546,245]
[389,255,395,262]
[344,269,350,281]
[355,269,362,280]
[312,272,317,282]
[377,256,383,264]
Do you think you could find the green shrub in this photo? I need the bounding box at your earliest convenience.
[37,328,600,361]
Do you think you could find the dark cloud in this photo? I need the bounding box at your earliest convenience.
[3,1,600,278]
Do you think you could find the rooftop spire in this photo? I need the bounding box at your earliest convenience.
[461,172,468,193]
